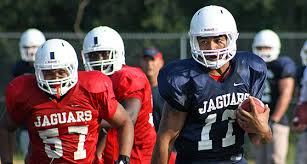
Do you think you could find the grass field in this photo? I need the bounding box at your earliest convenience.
[4,138,297,164]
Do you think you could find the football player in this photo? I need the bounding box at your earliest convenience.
[151,5,272,164]
[252,29,296,164]
[12,28,46,77]
[11,28,46,162]
[292,40,307,164]
[0,39,134,164]
[82,26,156,164]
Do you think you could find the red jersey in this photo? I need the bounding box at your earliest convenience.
[104,65,156,163]
[6,71,118,164]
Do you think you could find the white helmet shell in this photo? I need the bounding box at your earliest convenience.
[189,5,239,69]
[34,39,78,96]
[82,26,125,75]
[300,40,307,66]
[252,29,281,62]
[19,28,46,62]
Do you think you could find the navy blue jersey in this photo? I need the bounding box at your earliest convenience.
[12,60,34,78]
[158,51,267,160]
[296,65,306,88]
[262,56,296,124]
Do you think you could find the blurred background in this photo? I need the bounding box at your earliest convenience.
[0,0,306,96]
[0,0,306,163]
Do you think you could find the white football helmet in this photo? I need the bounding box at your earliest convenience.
[82,26,125,75]
[189,5,239,69]
[252,29,281,62]
[300,40,307,66]
[19,28,46,62]
[34,39,78,97]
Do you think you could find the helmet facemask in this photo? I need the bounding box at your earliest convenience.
[35,66,78,98]
[82,49,122,75]
[190,32,238,69]
[252,46,279,62]
[20,46,41,62]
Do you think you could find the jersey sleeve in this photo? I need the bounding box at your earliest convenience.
[299,68,307,103]
[5,77,30,124]
[86,72,118,120]
[112,71,144,102]
[157,62,191,112]
[248,53,267,99]
[279,57,296,78]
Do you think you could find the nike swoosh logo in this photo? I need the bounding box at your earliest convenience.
[234,83,244,86]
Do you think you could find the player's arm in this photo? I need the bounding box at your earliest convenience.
[236,97,272,147]
[120,98,141,125]
[100,98,141,128]
[0,111,19,164]
[151,102,187,164]
[105,102,134,158]
[95,127,108,160]
[270,77,295,122]
[292,69,307,131]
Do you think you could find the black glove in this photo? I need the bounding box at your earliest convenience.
[114,155,130,164]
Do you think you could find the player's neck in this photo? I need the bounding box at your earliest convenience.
[25,61,34,67]
[209,62,231,76]
[209,62,233,82]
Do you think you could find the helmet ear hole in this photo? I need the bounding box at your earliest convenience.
[82,26,125,75]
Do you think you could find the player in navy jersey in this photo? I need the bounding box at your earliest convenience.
[292,40,307,164]
[151,5,272,164]
[0,39,134,164]
[12,28,46,77]
[252,29,296,164]
[294,40,307,100]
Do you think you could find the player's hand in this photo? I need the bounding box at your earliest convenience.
[114,155,130,164]
[236,98,271,134]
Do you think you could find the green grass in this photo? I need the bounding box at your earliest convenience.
[12,152,24,164]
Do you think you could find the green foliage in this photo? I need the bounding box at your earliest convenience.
[0,0,305,32]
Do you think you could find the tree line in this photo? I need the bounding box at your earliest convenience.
[0,0,306,33]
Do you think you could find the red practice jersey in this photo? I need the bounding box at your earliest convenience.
[6,71,118,164]
[104,65,156,163]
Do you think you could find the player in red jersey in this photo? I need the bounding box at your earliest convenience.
[0,39,134,164]
[82,26,156,164]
